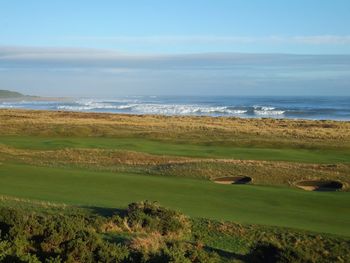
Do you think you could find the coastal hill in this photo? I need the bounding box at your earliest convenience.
[0,89,41,100]
[0,89,28,98]
[0,89,69,101]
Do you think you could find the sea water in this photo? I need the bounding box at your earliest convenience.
[1,96,349,121]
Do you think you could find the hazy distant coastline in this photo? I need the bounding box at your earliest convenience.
[0,89,71,102]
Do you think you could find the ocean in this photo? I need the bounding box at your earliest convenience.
[1,96,349,121]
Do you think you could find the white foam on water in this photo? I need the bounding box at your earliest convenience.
[254,109,285,115]
[58,99,249,116]
[0,104,14,108]
[57,105,95,111]
[116,104,136,110]
[253,105,285,116]
[120,103,247,115]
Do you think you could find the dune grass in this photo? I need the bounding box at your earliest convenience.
[0,163,349,237]
[1,135,350,164]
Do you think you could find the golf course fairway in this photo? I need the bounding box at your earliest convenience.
[0,163,349,237]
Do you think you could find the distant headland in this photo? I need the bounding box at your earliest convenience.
[0,89,69,101]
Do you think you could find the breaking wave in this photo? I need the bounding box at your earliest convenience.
[121,104,248,115]
[1,96,348,120]
[253,106,285,116]
[0,99,290,117]
[57,100,249,116]
[55,100,290,117]
[56,100,289,117]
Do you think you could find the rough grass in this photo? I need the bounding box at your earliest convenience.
[1,135,350,164]
[191,218,350,262]
[1,109,350,148]
[0,163,349,237]
[148,161,350,190]
[1,145,349,189]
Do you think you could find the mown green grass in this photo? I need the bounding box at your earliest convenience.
[1,135,350,163]
[0,163,349,237]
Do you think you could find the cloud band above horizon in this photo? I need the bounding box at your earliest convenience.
[0,46,349,97]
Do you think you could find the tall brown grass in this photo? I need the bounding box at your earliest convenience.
[1,109,349,148]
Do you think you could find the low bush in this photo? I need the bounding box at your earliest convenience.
[0,201,348,262]
[130,240,219,263]
[126,201,191,238]
[0,202,212,262]
[248,241,312,263]
[0,207,130,262]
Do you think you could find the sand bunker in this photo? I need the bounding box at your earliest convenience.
[296,180,343,191]
[214,176,252,185]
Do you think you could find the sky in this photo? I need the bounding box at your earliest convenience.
[0,0,350,96]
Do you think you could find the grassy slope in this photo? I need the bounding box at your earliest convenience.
[1,135,350,164]
[0,90,24,98]
[0,163,349,237]
[0,110,349,243]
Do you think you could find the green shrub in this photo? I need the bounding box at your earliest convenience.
[0,207,130,262]
[130,240,219,263]
[126,201,190,237]
[249,241,312,263]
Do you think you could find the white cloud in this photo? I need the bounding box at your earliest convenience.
[1,46,349,96]
[0,46,349,72]
[64,35,350,45]
[291,35,350,45]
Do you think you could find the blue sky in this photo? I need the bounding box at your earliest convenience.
[0,0,350,96]
[1,0,350,54]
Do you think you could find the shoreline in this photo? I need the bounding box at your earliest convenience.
[1,96,349,121]
[0,107,349,123]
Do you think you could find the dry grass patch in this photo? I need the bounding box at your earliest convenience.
[1,109,350,147]
[129,232,165,254]
[0,145,190,166]
[151,160,350,190]
[1,144,349,190]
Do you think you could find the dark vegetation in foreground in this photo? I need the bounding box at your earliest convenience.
[0,200,348,263]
